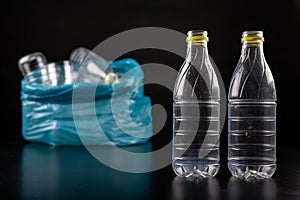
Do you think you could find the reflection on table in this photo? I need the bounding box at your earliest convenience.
[172,176,220,200]
[20,142,152,199]
[227,176,277,200]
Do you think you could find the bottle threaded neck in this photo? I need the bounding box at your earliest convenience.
[186,30,209,43]
[241,31,264,44]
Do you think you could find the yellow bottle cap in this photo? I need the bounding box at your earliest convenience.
[186,35,209,43]
[186,30,209,43]
[103,72,119,84]
[241,31,264,43]
[241,36,264,43]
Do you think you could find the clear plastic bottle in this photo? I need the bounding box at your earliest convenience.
[18,52,47,77]
[25,61,74,86]
[172,30,220,178]
[69,47,119,84]
[228,31,277,179]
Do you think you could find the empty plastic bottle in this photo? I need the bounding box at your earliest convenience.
[47,61,73,86]
[69,47,119,84]
[25,61,74,86]
[172,30,220,178]
[18,52,47,77]
[23,60,75,86]
[228,31,277,179]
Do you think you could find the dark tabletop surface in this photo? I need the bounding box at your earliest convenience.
[0,140,299,200]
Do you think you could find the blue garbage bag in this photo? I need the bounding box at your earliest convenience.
[21,58,152,146]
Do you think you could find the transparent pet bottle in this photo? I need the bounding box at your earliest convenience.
[228,31,277,179]
[18,52,47,77]
[69,47,119,84]
[172,30,220,178]
[25,61,74,86]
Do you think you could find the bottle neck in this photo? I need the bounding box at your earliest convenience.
[240,42,265,63]
[186,41,209,63]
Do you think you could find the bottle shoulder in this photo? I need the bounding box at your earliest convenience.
[174,61,220,101]
[228,61,276,100]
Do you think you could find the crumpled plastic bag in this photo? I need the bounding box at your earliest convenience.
[21,58,152,146]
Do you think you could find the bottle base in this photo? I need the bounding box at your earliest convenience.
[172,161,219,178]
[228,162,276,179]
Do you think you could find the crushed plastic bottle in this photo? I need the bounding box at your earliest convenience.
[69,47,119,84]
[18,52,47,77]
[25,60,74,86]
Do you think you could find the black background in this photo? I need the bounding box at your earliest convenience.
[1,0,299,146]
[1,0,300,199]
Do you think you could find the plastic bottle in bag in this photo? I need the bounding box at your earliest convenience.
[172,30,221,178]
[22,59,74,86]
[18,52,47,77]
[69,47,119,84]
[228,31,277,179]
